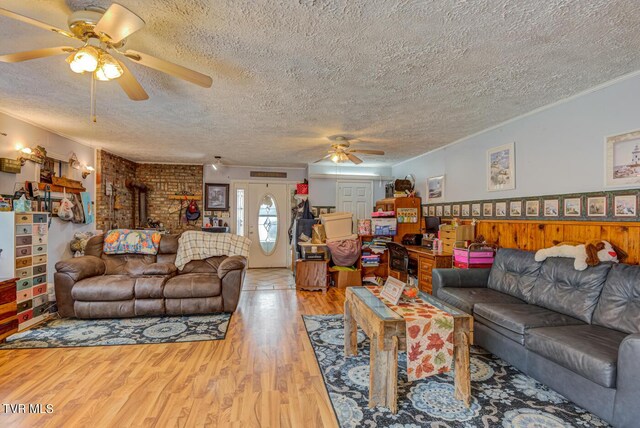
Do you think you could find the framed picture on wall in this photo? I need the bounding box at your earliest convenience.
[452,205,460,217]
[564,198,582,217]
[435,205,443,216]
[471,203,481,216]
[427,175,445,202]
[510,201,522,216]
[205,183,230,211]
[587,196,607,217]
[614,195,637,217]
[605,129,640,187]
[525,200,539,216]
[487,142,516,191]
[428,206,435,216]
[461,204,470,217]
[544,199,559,217]
[495,202,507,217]
[482,202,493,217]
[443,205,451,217]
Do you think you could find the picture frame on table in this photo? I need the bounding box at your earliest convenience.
[427,175,445,202]
[509,201,522,217]
[587,196,607,217]
[435,205,443,217]
[443,205,451,217]
[544,199,559,217]
[205,183,230,211]
[428,206,435,216]
[525,200,539,217]
[614,194,637,217]
[487,142,516,191]
[482,202,493,217]
[563,198,582,217]
[461,204,470,217]
[471,203,481,217]
[605,129,640,187]
[495,202,507,217]
[452,205,460,217]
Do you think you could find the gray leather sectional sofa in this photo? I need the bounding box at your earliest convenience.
[433,248,639,427]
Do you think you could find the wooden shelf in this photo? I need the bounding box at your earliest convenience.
[37,183,85,194]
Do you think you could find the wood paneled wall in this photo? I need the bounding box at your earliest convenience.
[473,220,640,264]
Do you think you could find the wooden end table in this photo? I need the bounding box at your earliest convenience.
[344,286,472,413]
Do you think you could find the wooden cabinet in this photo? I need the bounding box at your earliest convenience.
[0,212,50,331]
[0,278,18,342]
[439,225,474,253]
[374,197,422,243]
[406,247,452,294]
[295,260,329,291]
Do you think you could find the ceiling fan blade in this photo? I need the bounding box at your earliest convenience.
[347,153,363,165]
[349,149,385,155]
[314,154,332,163]
[0,46,76,63]
[116,60,149,101]
[0,8,77,39]
[124,49,213,88]
[94,3,145,43]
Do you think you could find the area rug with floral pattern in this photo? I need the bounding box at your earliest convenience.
[0,314,231,349]
[303,314,609,428]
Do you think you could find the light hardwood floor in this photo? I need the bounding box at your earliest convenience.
[0,269,344,428]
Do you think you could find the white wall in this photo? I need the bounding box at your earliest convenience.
[203,164,307,185]
[392,72,640,201]
[0,112,96,285]
[308,164,392,206]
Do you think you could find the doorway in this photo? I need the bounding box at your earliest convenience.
[246,182,289,268]
[336,180,373,232]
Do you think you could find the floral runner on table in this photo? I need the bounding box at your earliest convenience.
[366,285,454,381]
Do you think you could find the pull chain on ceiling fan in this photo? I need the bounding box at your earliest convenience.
[0,3,213,121]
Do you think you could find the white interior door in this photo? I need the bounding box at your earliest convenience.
[248,183,288,268]
[336,181,373,232]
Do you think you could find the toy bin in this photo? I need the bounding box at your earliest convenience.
[453,242,497,269]
[320,213,353,239]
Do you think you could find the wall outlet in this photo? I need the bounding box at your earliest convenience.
[105,181,113,196]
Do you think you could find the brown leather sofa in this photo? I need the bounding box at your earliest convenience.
[54,233,247,318]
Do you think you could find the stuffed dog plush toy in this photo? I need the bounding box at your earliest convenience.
[534,240,627,271]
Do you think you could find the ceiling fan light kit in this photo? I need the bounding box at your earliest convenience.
[0,3,213,120]
[314,136,385,165]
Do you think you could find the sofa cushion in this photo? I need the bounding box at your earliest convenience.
[101,253,157,276]
[487,249,542,300]
[164,273,221,298]
[180,257,225,274]
[525,325,627,388]
[437,287,524,315]
[592,263,640,334]
[72,275,135,301]
[474,303,584,345]
[527,258,611,323]
[134,276,169,299]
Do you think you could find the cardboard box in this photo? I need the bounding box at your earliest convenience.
[330,268,362,288]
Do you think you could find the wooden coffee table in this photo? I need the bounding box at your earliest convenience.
[344,286,472,413]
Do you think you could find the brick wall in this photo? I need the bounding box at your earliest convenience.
[96,151,204,233]
[136,164,203,233]
[95,150,136,231]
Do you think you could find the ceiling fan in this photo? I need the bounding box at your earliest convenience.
[314,136,385,165]
[0,3,213,119]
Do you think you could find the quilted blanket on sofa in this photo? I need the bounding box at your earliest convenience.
[175,231,251,271]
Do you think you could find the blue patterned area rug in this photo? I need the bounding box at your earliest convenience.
[303,315,609,428]
[0,314,231,349]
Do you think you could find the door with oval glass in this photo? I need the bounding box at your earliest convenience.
[247,182,288,268]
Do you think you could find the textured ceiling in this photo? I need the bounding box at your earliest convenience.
[1,0,639,167]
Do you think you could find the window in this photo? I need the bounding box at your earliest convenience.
[236,188,245,236]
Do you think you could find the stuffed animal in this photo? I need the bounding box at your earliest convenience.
[534,240,627,271]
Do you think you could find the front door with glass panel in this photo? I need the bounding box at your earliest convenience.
[247,183,288,268]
